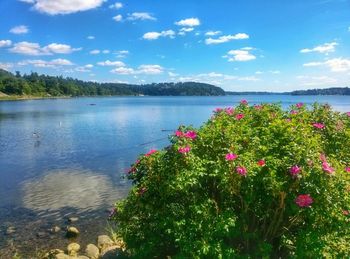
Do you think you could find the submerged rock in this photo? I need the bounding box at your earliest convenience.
[66,226,79,238]
[85,244,99,259]
[67,217,79,223]
[6,226,16,235]
[51,226,61,233]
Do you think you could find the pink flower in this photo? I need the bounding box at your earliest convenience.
[296,102,304,108]
[225,153,238,161]
[225,107,234,115]
[236,166,247,176]
[214,108,223,113]
[319,153,327,162]
[240,99,248,105]
[257,159,266,166]
[184,131,197,140]
[290,110,298,115]
[285,118,292,123]
[346,112,350,117]
[236,113,244,120]
[290,165,301,176]
[175,130,184,137]
[145,149,157,156]
[345,167,350,173]
[313,123,325,129]
[127,167,136,174]
[254,105,263,110]
[295,194,313,207]
[322,162,335,174]
[138,187,147,195]
[178,145,191,154]
[343,210,349,216]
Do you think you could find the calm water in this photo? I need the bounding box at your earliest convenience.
[0,95,350,255]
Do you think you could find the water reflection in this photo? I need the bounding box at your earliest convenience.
[21,169,129,213]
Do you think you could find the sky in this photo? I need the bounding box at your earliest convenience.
[0,0,349,92]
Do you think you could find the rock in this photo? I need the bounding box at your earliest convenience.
[36,231,47,238]
[67,217,79,223]
[85,244,99,259]
[66,226,79,238]
[97,235,114,250]
[67,242,80,256]
[101,246,125,259]
[51,226,61,233]
[6,226,16,235]
[43,249,64,259]
[77,256,90,259]
[54,254,70,259]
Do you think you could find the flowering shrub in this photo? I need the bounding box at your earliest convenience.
[112,102,350,257]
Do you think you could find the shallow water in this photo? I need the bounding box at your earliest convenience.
[0,95,349,256]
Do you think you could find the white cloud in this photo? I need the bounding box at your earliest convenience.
[303,62,323,67]
[115,50,129,58]
[303,58,350,72]
[18,0,35,3]
[18,58,73,68]
[255,71,263,74]
[300,42,337,54]
[90,49,100,55]
[110,64,164,75]
[225,49,256,62]
[297,75,338,87]
[85,64,93,68]
[175,18,200,27]
[143,30,175,40]
[102,50,110,54]
[0,40,12,47]
[0,62,14,71]
[205,33,249,45]
[23,0,105,15]
[75,64,93,72]
[109,2,123,9]
[97,60,125,67]
[10,42,81,55]
[205,31,221,36]
[113,14,123,22]
[87,35,95,40]
[111,67,135,74]
[10,25,29,34]
[127,12,156,21]
[269,70,280,74]
[178,27,194,35]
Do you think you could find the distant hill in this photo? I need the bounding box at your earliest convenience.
[290,87,350,95]
[0,69,225,97]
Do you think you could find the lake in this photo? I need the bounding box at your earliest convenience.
[0,95,350,256]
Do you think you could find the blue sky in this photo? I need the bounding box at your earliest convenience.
[0,0,349,91]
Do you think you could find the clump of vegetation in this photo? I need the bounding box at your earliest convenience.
[111,101,350,258]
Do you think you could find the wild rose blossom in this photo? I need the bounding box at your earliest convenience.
[285,118,292,123]
[236,113,244,120]
[295,194,313,207]
[322,161,335,174]
[178,146,191,154]
[138,187,147,195]
[225,107,234,115]
[257,159,266,166]
[290,165,301,176]
[296,102,304,108]
[290,110,298,115]
[319,153,327,162]
[214,108,223,113]
[343,210,349,216]
[236,166,247,176]
[145,149,157,156]
[175,130,184,137]
[240,99,248,105]
[254,105,262,110]
[313,123,325,129]
[184,131,197,139]
[346,112,350,117]
[345,167,350,173]
[225,153,238,161]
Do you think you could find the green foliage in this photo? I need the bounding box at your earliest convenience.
[0,69,225,97]
[112,102,350,258]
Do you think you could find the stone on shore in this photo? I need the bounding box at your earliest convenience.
[67,242,80,256]
[97,235,114,250]
[66,226,79,238]
[67,217,79,223]
[85,243,99,259]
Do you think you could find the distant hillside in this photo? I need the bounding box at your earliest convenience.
[225,91,287,95]
[290,87,350,95]
[0,69,225,97]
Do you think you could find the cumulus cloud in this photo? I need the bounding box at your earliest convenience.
[175,18,200,27]
[205,31,221,36]
[115,50,129,58]
[10,25,29,34]
[10,42,81,55]
[22,0,105,15]
[143,30,175,40]
[0,40,12,47]
[127,12,156,21]
[0,62,14,71]
[303,58,350,72]
[111,64,164,75]
[89,49,100,55]
[178,27,194,36]
[224,49,256,62]
[300,42,337,54]
[75,64,94,72]
[97,60,125,67]
[109,2,123,9]
[18,58,73,68]
[87,35,95,40]
[113,14,123,22]
[205,33,249,45]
